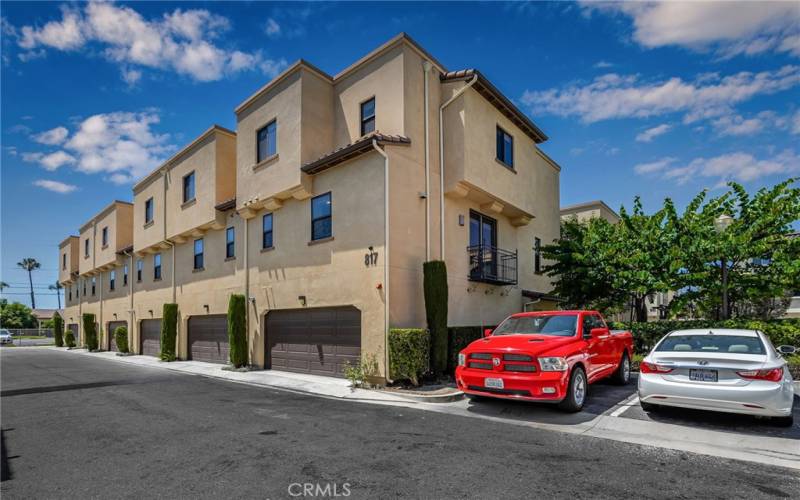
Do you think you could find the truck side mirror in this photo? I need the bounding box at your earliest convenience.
[778,345,797,355]
[484,328,493,338]
[590,327,610,339]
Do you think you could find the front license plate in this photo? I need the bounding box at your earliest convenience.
[689,369,718,382]
[485,377,504,389]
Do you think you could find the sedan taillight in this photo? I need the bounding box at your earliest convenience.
[640,361,673,374]
[736,368,783,382]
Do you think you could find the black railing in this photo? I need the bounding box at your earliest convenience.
[467,244,517,285]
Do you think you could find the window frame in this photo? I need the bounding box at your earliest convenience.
[91,276,96,296]
[145,197,154,224]
[84,238,90,257]
[360,97,376,136]
[109,269,116,291]
[310,192,333,241]
[534,237,542,274]
[183,171,196,204]
[225,227,235,259]
[154,253,162,280]
[256,120,277,163]
[101,226,108,247]
[123,264,128,286]
[262,213,274,249]
[62,253,67,270]
[136,259,143,282]
[496,126,514,168]
[194,238,204,270]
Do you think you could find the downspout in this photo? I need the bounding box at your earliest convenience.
[438,74,478,260]
[243,212,250,364]
[372,139,390,383]
[123,250,134,352]
[422,60,432,262]
[162,168,176,304]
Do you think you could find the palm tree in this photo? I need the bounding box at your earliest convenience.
[17,258,41,309]
[49,281,63,309]
[0,281,8,293]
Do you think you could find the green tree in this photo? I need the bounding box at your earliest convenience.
[423,261,448,375]
[83,313,98,350]
[160,303,178,361]
[17,258,41,309]
[53,311,64,347]
[227,294,248,368]
[0,300,37,328]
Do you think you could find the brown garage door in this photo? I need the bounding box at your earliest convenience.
[107,321,127,352]
[140,319,161,357]
[266,306,361,378]
[188,315,229,364]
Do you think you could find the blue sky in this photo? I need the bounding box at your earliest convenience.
[2,1,799,309]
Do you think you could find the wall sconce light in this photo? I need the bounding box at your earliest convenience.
[376,283,383,289]
[368,245,374,252]
[458,214,465,226]
[203,304,210,313]
[148,309,153,317]
[298,295,307,306]
[113,313,117,319]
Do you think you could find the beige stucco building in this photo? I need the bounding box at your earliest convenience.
[560,200,620,224]
[60,33,562,381]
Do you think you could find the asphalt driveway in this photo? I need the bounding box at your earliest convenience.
[2,348,798,499]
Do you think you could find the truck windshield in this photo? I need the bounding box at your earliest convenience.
[492,314,578,337]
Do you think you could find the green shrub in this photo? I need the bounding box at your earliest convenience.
[343,353,379,388]
[227,294,248,368]
[447,325,496,373]
[114,326,129,354]
[53,312,64,347]
[423,260,448,375]
[609,318,800,355]
[65,330,76,348]
[160,303,178,361]
[389,328,429,386]
[83,313,98,351]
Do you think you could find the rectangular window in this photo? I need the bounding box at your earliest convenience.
[534,237,542,274]
[109,270,116,291]
[194,238,204,270]
[360,97,375,136]
[137,259,143,282]
[154,253,162,280]
[91,277,96,296]
[101,227,108,247]
[262,213,273,249]
[69,287,72,301]
[123,264,128,286]
[311,192,332,241]
[145,197,154,224]
[496,126,513,168]
[83,280,86,296]
[257,120,277,162]
[84,238,90,257]
[62,253,67,270]
[226,227,235,259]
[183,171,195,203]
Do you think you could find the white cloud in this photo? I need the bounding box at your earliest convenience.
[264,18,281,38]
[792,110,800,135]
[12,3,287,82]
[22,150,76,171]
[635,124,672,142]
[521,66,800,124]
[32,126,69,145]
[584,1,800,59]
[33,179,77,194]
[593,60,614,69]
[635,150,800,185]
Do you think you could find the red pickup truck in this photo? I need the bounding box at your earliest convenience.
[455,310,633,412]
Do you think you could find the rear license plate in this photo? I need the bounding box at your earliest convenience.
[689,369,718,382]
[484,377,504,389]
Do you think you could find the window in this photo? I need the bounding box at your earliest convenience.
[493,314,578,337]
[84,238,90,257]
[136,259,143,282]
[581,314,605,338]
[101,227,108,247]
[496,126,513,167]
[656,334,765,355]
[262,213,273,249]
[534,237,542,274]
[62,253,67,270]
[154,253,162,280]
[109,270,116,291]
[311,192,332,241]
[360,97,375,136]
[194,238,204,270]
[83,279,86,296]
[69,287,72,301]
[257,120,277,162]
[183,171,195,203]
[123,264,128,286]
[91,277,96,296]
[226,227,235,259]
[145,197,154,224]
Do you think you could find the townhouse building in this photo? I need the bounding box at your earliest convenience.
[560,200,621,225]
[60,33,562,381]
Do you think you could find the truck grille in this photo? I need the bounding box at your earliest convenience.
[470,353,492,360]
[504,364,536,372]
[468,361,493,370]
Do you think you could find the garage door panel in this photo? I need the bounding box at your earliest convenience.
[140,319,161,357]
[188,315,229,364]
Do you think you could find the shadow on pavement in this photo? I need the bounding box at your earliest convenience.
[1,381,132,398]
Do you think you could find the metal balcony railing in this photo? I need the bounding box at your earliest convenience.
[467,244,518,285]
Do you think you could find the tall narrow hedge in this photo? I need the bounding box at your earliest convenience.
[65,329,76,348]
[114,326,129,354]
[160,303,178,361]
[228,294,248,368]
[53,311,64,347]
[423,260,449,375]
[83,313,98,351]
[389,328,429,386]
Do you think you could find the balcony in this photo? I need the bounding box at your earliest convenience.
[467,245,517,285]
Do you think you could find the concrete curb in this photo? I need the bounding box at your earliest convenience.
[373,389,465,403]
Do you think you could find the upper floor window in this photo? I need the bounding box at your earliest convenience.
[226,227,235,259]
[91,276,96,296]
[123,264,128,286]
[194,238,204,270]
[83,279,86,296]
[360,98,375,136]
[183,171,196,203]
[101,226,108,247]
[109,269,116,291]
[69,287,72,301]
[145,197,154,224]
[84,238,90,257]
[136,259,143,282]
[257,120,277,162]
[534,237,542,274]
[154,253,162,280]
[262,213,274,249]
[62,253,67,270]
[311,192,332,241]
[496,126,513,168]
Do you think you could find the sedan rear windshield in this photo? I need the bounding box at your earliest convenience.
[656,335,765,354]
[492,314,577,337]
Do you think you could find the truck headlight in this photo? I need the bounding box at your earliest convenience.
[458,353,466,367]
[538,357,568,371]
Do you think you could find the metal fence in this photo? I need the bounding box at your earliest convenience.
[4,328,54,337]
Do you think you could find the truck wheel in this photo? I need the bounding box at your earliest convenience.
[612,352,631,385]
[558,366,587,413]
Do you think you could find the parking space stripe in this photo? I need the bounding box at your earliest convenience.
[608,394,639,418]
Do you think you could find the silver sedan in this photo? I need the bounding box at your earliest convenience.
[638,328,795,426]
